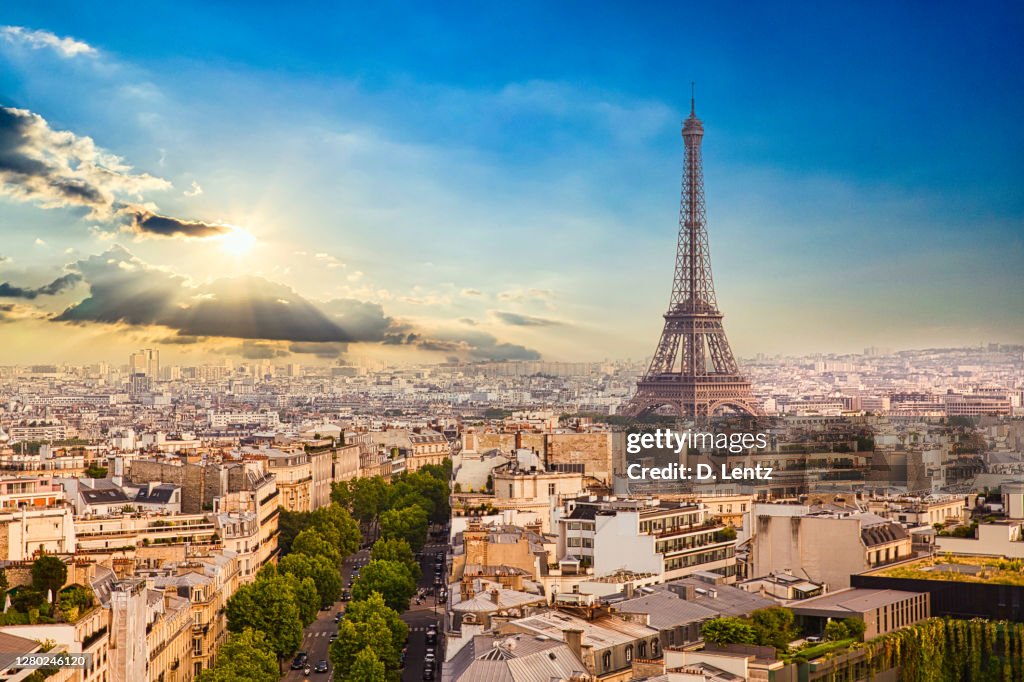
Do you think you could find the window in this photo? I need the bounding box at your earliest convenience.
[548,483,556,495]
[193,638,202,656]
[602,652,611,670]
[638,642,647,658]
[625,645,633,661]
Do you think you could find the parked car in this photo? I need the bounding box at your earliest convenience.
[290,652,308,670]
[314,659,329,673]
[806,635,823,644]
[422,667,435,681]
[334,612,344,622]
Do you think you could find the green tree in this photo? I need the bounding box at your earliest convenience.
[84,465,107,479]
[370,538,422,582]
[277,509,308,556]
[197,628,279,682]
[750,607,796,650]
[0,567,8,602]
[842,617,866,642]
[329,593,408,678]
[380,505,429,551]
[292,528,342,566]
[347,647,387,682]
[824,619,849,641]
[351,560,416,612]
[701,617,758,645]
[284,573,319,626]
[311,504,361,557]
[279,552,342,608]
[31,555,67,601]
[225,575,303,659]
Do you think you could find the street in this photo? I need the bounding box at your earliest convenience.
[281,540,448,681]
[282,548,369,681]
[401,542,448,682]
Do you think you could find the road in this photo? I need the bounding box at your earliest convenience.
[401,542,448,682]
[282,549,369,681]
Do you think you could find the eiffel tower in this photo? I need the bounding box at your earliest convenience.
[623,93,761,418]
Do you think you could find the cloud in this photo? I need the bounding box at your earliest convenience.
[0,26,97,58]
[0,106,228,239]
[53,246,408,343]
[461,288,483,297]
[0,272,82,299]
[424,329,541,361]
[217,340,289,360]
[287,342,348,359]
[497,288,553,303]
[492,310,562,327]
[183,181,202,197]
[129,209,229,238]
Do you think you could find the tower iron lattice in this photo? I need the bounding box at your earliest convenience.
[622,95,761,418]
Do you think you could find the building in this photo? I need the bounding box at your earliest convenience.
[0,506,76,560]
[502,609,661,682]
[789,587,930,640]
[442,632,590,682]
[554,498,736,583]
[752,509,911,590]
[307,447,333,509]
[256,449,312,512]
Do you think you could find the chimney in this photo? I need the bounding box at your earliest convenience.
[624,582,635,599]
[490,589,500,605]
[564,629,584,661]
[682,584,696,600]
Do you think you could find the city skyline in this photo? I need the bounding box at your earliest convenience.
[1,3,1022,366]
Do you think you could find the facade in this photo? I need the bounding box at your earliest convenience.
[752,510,912,590]
[789,587,930,640]
[554,498,736,583]
[0,505,75,560]
[253,449,311,513]
[307,448,333,509]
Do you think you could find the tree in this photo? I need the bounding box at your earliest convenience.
[348,647,387,682]
[701,617,758,645]
[284,574,319,627]
[842,617,866,642]
[329,593,407,678]
[351,560,416,612]
[370,538,422,582]
[824,619,849,641]
[225,575,303,659]
[279,552,342,608]
[380,505,429,551]
[197,628,279,682]
[292,528,342,566]
[0,567,8,601]
[311,504,361,557]
[277,509,307,556]
[31,555,67,601]
[84,465,107,479]
[750,607,796,651]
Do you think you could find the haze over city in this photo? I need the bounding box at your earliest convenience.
[1,3,1021,366]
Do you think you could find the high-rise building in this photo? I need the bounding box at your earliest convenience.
[129,349,159,378]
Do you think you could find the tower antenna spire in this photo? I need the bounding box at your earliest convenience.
[690,81,695,115]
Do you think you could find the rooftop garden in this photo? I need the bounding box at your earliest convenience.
[874,555,1024,586]
[0,557,97,625]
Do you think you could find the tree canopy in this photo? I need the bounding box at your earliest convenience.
[279,552,343,609]
[329,592,408,679]
[225,574,304,659]
[370,538,421,582]
[31,555,67,600]
[380,505,429,552]
[351,559,417,612]
[196,628,279,682]
[701,617,758,645]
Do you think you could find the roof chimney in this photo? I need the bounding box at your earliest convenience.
[490,588,500,605]
[564,629,584,661]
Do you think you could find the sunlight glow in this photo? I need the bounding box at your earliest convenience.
[218,227,257,257]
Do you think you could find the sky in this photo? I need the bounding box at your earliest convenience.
[0,2,1021,366]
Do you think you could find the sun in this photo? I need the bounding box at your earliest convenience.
[218,227,257,257]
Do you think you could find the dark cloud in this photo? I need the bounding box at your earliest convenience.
[458,318,477,326]
[52,246,408,344]
[129,210,229,238]
[155,335,206,345]
[0,106,228,240]
[423,329,541,361]
[287,342,348,359]
[0,272,81,299]
[492,310,562,327]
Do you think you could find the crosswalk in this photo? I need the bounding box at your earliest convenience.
[305,631,334,639]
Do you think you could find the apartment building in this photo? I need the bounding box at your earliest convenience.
[553,497,737,584]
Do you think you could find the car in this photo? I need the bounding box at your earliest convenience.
[314,660,329,673]
[422,668,435,681]
[424,654,436,670]
[329,633,337,642]
[433,576,443,586]
[806,635,823,644]
[340,590,351,601]
[320,603,331,611]
[426,631,437,645]
[290,652,308,670]
[334,612,343,622]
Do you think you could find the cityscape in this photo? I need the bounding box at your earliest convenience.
[1,3,1023,682]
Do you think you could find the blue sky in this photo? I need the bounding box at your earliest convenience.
[0,2,1021,364]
